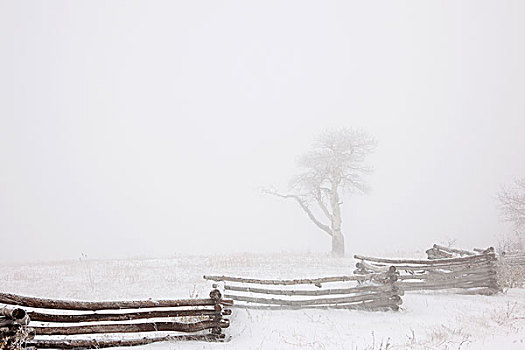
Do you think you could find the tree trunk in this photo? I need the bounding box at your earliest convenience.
[330,183,344,257]
[331,231,345,257]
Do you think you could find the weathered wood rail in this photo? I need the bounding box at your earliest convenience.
[0,290,232,350]
[426,244,525,288]
[354,249,500,295]
[426,244,525,270]
[203,270,402,311]
[425,244,493,260]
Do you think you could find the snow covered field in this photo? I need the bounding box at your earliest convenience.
[1,254,524,349]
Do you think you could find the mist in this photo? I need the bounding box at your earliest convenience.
[1,0,524,263]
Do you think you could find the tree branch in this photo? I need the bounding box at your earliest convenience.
[498,179,525,230]
[314,190,333,221]
[263,189,333,237]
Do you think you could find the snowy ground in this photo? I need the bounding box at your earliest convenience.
[1,253,524,349]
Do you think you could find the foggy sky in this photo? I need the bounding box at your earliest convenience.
[1,0,524,263]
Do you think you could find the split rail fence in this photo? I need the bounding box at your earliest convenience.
[0,290,232,350]
[354,248,500,295]
[428,244,525,269]
[203,270,402,311]
[426,244,525,288]
[425,244,494,260]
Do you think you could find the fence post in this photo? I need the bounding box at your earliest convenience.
[484,248,502,294]
[209,289,223,337]
[384,266,402,311]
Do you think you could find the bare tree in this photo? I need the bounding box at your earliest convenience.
[498,178,525,234]
[265,128,376,257]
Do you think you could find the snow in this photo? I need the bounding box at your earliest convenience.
[1,254,524,349]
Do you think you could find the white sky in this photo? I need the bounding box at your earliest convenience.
[1,0,524,263]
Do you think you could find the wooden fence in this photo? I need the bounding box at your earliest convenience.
[354,250,500,295]
[0,290,232,350]
[427,244,525,269]
[425,244,494,260]
[426,244,525,288]
[203,271,402,311]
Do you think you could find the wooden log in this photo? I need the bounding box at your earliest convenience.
[396,267,496,281]
[233,296,402,310]
[354,253,494,266]
[429,261,497,271]
[0,292,217,311]
[432,244,476,256]
[424,264,497,275]
[432,268,498,279]
[33,320,229,336]
[392,260,496,272]
[219,299,234,306]
[457,287,500,295]
[204,273,392,286]
[0,318,30,328]
[401,272,498,285]
[209,289,222,301]
[355,261,392,273]
[405,271,497,282]
[483,247,495,254]
[472,247,495,255]
[426,249,453,260]
[434,267,497,277]
[400,282,470,292]
[27,309,225,323]
[355,260,493,274]
[364,258,496,272]
[398,273,496,283]
[401,281,499,292]
[399,281,498,293]
[427,253,449,260]
[0,319,18,327]
[398,274,483,283]
[224,283,399,297]
[223,290,398,307]
[1,308,27,320]
[400,277,498,291]
[27,334,226,349]
[1,325,35,336]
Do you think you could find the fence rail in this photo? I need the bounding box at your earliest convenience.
[203,270,402,311]
[425,244,525,288]
[425,244,493,260]
[354,249,500,295]
[0,290,232,350]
